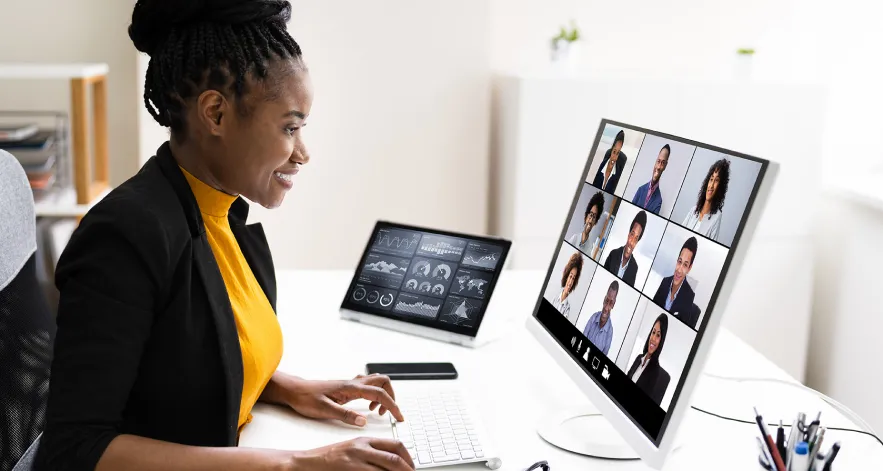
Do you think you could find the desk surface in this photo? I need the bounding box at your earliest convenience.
[240,271,881,470]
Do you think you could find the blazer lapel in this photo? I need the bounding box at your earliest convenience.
[229,199,277,312]
[154,143,243,444]
[192,239,244,445]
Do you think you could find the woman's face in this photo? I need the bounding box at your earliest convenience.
[583,205,599,235]
[212,60,314,209]
[610,141,623,163]
[648,321,662,356]
[705,169,721,203]
[564,267,578,295]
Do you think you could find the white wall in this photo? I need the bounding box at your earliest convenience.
[242,0,492,269]
[810,197,883,433]
[0,0,139,186]
[489,0,790,79]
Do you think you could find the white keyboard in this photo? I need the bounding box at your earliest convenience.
[392,388,500,469]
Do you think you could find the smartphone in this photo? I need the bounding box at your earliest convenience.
[365,362,458,380]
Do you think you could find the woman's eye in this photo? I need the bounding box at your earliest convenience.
[286,127,300,135]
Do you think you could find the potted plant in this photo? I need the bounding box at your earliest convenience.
[551,21,581,65]
[734,47,755,79]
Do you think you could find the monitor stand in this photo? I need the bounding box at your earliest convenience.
[537,407,640,460]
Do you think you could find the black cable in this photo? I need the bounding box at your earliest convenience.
[690,405,883,448]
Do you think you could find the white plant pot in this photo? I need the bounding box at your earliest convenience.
[733,54,754,80]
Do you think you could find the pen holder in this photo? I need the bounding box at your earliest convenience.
[757,453,830,471]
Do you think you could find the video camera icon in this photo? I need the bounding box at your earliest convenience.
[601,365,611,380]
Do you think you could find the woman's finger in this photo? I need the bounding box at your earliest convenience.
[362,374,396,401]
[347,384,404,422]
[362,438,416,470]
[325,398,369,427]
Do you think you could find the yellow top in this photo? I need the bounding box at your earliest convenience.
[180,167,283,432]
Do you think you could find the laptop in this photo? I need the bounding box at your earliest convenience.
[339,221,512,348]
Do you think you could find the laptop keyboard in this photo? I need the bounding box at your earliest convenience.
[392,388,487,467]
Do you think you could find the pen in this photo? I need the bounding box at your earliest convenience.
[757,436,772,469]
[821,442,840,471]
[791,442,810,471]
[755,407,787,471]
[808,426,826,469]
[786,417,800,469]
[776,420,786,458]
[805,412,821,443]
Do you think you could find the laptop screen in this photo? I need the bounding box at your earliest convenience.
[341,221,512,338]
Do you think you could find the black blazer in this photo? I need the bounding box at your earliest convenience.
[591,149,627,193]
[652,276,697,327]
[36,143,276,471]
[627,356,670,406]
[603,246,638,287]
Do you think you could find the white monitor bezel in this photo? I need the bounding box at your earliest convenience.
[526,119,779,469]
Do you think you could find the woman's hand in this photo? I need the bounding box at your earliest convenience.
[281,374,405,427]
[289,437,415,471]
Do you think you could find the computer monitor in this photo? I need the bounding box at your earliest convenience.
[525,119,777,469]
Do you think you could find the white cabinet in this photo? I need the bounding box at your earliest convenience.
[490,71,826,380]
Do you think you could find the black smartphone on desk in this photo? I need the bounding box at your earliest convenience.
[366,362,458,380]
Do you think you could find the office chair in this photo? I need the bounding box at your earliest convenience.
[0,150,56,471]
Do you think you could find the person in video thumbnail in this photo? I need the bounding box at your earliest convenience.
[582,280,618,356]
[627,313,671,405]
[552,252,584,321]
[652,237,698,327]
[682,158,730,239]
[631,144,670,215]
[568,191,605,254]
[592,130,628,193]
[603,210,646,287]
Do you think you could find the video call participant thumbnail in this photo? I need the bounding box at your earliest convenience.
[592,130,628,193]
[551,252,584,320]
[582,280,618,356]
[627,313,670,405]
[603,210,647,287]
[568,190,605,255]
[652,237,699,329]
[631,144,670,215]
[682,159,730,239]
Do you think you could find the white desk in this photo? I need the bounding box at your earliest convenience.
[240,271,881,470]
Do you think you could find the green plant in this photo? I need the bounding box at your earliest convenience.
[552,21,581,44]
[737,48,756,55]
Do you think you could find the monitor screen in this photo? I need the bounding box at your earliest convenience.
[531,120,768,444]
[341,221,512,338]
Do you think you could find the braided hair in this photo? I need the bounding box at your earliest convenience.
[129,0,303,135]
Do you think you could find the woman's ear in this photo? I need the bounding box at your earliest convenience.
[197,90,228,137]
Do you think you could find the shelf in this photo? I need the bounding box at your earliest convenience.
[34,186,111,218]
[0,62,109,80]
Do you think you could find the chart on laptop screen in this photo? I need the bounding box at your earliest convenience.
[341,222,511,337]
[533,120,768,443]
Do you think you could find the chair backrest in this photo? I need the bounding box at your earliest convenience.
[0,150,55,471]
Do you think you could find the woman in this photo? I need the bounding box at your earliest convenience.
[682,159,730,240]
[36,1,414,470]
[627,314,671,406]
[568,191,605,256]
[591,130,628,193]
[552,252,584,322]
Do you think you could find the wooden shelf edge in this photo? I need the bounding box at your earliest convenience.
[34,187,111,218]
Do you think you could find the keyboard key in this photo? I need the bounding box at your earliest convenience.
[461,451,475,460]
[416,445,429,452]
[418,452,432,465]
[476,452,485,458]
[430,446,443,453]
[433,454,461,463]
